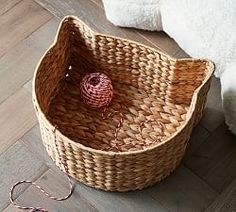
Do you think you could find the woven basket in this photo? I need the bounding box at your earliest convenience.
[33,16,214,191]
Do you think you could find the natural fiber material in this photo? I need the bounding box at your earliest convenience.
[33,16,214,191]
[80,72,113,108]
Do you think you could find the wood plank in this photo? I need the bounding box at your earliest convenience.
[3,205,20,212]
[0,88,37,154]
[185,122,236,192]
[173,49,189,59]
[0,18,59,103]
[0,0,52,57]
[0,140,48,211]
[90,0,103,8]
[21,124,55,167]
[4,169,98,212]
[35,0,186,56]
[73,177,168,212]
[183,125,210,161]
[34,0,162,49]
[23,79,33,93]
[0,0,22,16]
[200,77,224,132]
[206,178,236,212]
[146,165,218,212]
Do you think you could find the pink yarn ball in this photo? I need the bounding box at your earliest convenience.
[80,73,113,108]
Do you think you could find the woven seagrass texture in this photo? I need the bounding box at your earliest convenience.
[33,16,214,191]
[80,72,113,108]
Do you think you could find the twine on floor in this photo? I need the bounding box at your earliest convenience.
[9,126,73,212]
[9,72,166,210]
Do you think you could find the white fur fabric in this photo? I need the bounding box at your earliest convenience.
[103,0,236,134]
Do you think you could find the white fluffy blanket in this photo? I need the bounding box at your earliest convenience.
[103,0,236,134]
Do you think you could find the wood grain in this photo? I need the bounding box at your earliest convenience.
[4,169,98,212]
[200,77,224,132]
[3,205,20,212]
[23,79,33,93]
[173,49,189,58]
[34,0,189,58]
[146,166,217,212]
[21,124,55,167]
[0,88,37,154]
[0,140,48,211]
[206,178,236,212]
[0,0,22,15]
[35,0,167,50]
[183,125,210,161]
[185,122,236,192]
[90,0,103,8]
[0,0,52,57]
[0,18,59,103]
[74,178,168,212]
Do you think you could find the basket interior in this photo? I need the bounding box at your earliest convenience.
[35,17,212,152]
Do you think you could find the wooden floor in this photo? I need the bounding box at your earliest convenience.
[1,0,236,211]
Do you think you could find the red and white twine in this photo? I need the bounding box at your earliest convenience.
[80,72,113,109]
[9,177,73,212]
[81,72,124,146]
[9,127,73,211]
[9,73,114,211]
[9,72,165,210]
[101,108,124,150]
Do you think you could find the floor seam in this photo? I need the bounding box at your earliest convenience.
[183,164,220,194]
[0,0,23,16]
[1,165,49,211]
[0,13,53,60]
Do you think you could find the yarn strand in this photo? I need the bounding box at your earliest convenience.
[9,127,73,211]
[9,176,73,212]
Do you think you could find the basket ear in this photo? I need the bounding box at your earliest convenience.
[60,16,98,71]
[69,15,95,33]
[55,16,75,46]
[34,17,75,114]
[169,59,214,105]
[57,16,95,40]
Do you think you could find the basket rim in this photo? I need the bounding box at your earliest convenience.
[32,15,215,156]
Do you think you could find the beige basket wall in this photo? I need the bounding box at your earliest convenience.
[33,16,214,191]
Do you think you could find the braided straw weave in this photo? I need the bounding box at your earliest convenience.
[80,72,113,108]
[33,16,214,191]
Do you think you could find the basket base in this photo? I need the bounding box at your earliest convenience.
[48,67,189,153]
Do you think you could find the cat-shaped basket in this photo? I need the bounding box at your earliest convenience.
[33,16,214,191]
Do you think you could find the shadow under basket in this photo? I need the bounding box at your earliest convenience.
[33,16,214,191]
